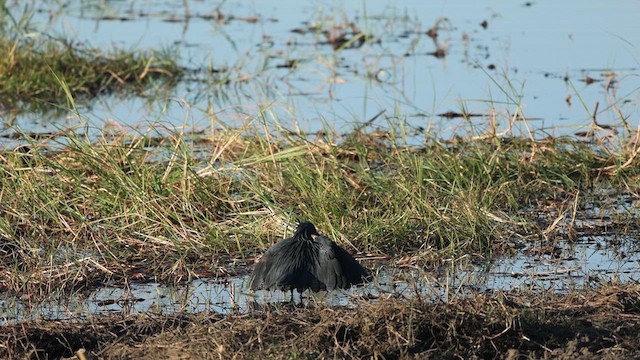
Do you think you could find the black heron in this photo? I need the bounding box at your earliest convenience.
[248,221,371,293]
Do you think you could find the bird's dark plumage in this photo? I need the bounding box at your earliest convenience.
[248,221,370,292]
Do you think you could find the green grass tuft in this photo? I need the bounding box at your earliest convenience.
[0,36,182,112]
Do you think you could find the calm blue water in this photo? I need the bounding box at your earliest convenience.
[2,0,639,144]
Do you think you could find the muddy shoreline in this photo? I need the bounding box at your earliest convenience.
[1,284,638,359]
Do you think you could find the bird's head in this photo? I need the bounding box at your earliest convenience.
[295,221,319,240]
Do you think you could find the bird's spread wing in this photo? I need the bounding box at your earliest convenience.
[314,236,344,290]
[314,236,369,290]
[250,233,370,292]
[248,238,290,290]
[333,243,371,285]
[249,237,316,291]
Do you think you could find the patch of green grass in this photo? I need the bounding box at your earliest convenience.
[1,116,639,294]
[0,35,182,112]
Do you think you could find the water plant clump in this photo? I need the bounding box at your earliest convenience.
[0,36,182,112]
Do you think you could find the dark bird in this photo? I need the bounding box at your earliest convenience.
[248,221,371,293]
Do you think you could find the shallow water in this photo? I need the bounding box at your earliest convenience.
[2,0,639,145]
[1,232,637,325]
[1,0,639,326]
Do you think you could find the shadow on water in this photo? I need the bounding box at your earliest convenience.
[1,232,637,325]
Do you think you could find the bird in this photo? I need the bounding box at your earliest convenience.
[248,221,371,293]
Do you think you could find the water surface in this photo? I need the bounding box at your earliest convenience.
[2,0,638,143]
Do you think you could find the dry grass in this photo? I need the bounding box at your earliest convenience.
[1,284,638,359]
